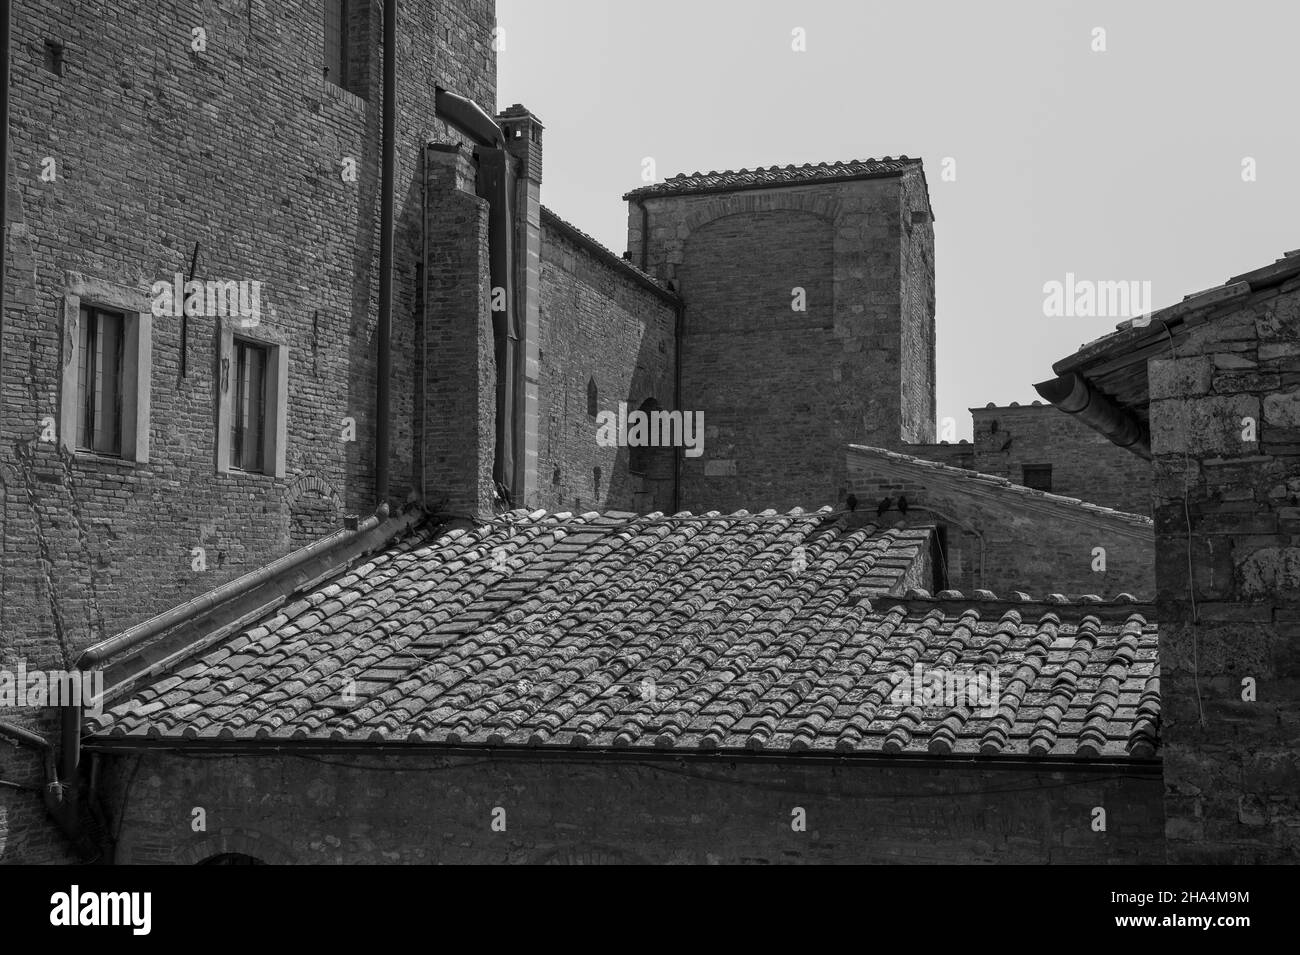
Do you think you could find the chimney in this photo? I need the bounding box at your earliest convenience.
[495,104,544,507]
[421,142,496,516]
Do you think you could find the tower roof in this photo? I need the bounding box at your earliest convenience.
[623,155,929,208]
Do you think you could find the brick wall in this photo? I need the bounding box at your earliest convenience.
[0,0,495,864]
[847,451,1155,599]
[421,145,495,517]
[1152,282,1300,863]
[970,403,1151,515]
[907,441,974,470]
[630,170,934,513]
[0,0,494,662]
[536,214,677,514]
[103,750,1164,864]
[0,711,76,863]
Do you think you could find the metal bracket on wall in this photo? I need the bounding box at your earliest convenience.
[178,241,200,382]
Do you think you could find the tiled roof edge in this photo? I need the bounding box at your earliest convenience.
[1053,250,1300,375]
[92,508,432,703]
[540,205,681,305]
[847,444,1154,529]
[622,156,929,204]
[885,587,1156,615]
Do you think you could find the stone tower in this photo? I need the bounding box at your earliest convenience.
[624,158,935,513]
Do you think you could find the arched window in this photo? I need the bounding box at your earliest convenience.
[587,377,598,417]
[628,397,676,479]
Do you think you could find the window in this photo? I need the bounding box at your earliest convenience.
[324,0,368,97]
[60,277,152,464]
[76,306,126,456]
[1022,464,1052,492]
[216,323,287,478]
[230,339,269,472]
[324,0,348,87]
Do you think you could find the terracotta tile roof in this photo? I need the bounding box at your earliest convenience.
[86,509,1159,761]
[623,156,925,200]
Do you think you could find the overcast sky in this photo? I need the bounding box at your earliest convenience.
[496,0,1298,440]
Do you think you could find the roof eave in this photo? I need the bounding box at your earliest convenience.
[622,161,927,207]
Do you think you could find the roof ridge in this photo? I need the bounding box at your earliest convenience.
[623,155,927,201]
[898,586,1151,610]
[848,444,1155,527]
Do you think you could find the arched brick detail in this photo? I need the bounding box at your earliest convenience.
[284,472,343,509]
[682,191,843,236]
[175,828,296,865]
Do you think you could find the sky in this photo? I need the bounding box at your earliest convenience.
[495,0,1298,440]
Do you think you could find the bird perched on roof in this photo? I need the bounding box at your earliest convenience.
[898,495,909,517]
[876,496,892,518]
[1000,436,1013,452]
[846,494,858,512]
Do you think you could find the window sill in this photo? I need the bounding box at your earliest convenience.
[72,451,141,469]
[221,467,279,481]
[320,75,367,110]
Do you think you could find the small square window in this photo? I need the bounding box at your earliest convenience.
[1022,464,1052,492]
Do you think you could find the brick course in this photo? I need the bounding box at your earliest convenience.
[103,750,1165,865]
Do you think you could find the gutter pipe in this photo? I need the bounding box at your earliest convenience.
[1034,372,1152,459]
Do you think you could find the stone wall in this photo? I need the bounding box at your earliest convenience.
[103,750,1165,864]
[628,169,934,513]
[847,448,1155,599]
[970,403,1151,516]
[1151,280,1300,863]
[899,173,937,444]
[536,212,678,514]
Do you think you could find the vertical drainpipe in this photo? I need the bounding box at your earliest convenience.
[374,0,397,506]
